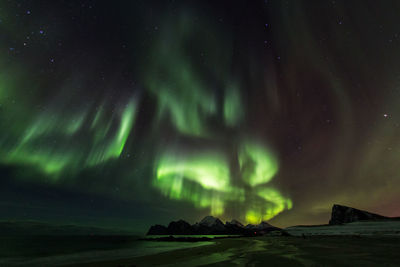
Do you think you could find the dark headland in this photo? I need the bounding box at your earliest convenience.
[329,204,400,224]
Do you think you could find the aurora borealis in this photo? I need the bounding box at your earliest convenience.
[1,0,400,232]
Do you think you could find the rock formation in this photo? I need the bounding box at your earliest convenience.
[329,204,389,225]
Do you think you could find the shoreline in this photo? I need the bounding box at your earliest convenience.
[68,235,400,267]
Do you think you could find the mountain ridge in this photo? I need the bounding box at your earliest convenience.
[147,216,280,235]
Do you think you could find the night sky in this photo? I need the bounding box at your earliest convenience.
[1,0,400,233]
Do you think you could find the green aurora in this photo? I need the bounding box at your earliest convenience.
[0,9,291,224]
[153,143,291,223]
[146,14,291,223]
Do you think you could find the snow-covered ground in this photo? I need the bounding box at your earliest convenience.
[285,221,400,236]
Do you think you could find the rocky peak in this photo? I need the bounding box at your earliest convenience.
[245,221,275,230]
[227,219,244,227]
[200,216,224,227]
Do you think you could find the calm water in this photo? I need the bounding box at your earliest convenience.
[0,239,214,266]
